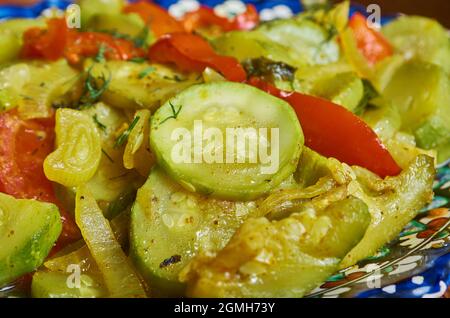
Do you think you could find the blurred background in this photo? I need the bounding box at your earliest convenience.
[0,0,449,27]
[341,0,450,28]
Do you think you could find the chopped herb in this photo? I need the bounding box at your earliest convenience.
[101,148,114,163]
[114,116,141,148]
[102,26,149,49]
[105,29,134,41]
[159,101,182,124]
[95,43,108,63]
[354,79,380,115]
[138,66,156,79]
[78,64,112,108]
[133,26,150,48]
[93,114,107,131]
[129,57,147,63]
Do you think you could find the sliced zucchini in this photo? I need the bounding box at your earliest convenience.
[361,98,401,142]
[212,31,302,67]
[182,196,370,297]
[257,18,340,66]
[79,0,124,28]
[131,167,260,296]
[0,193,62,287]
[382,16,450,73]
[299,71,364,111]
[87,61,200,111]
[150,82,304,200]
[87,13,154,46]
[32,271,106,298]
[341,155,435,268]
[18,60,80,119]
[0,31,21,65]
[382,61,450,155]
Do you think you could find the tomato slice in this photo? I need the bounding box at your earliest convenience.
[349,12,393,65]
[21,18,145,65]
[64,32,146,65]
[21,18,68,60]
[123,0,184,37]
[148,32,246,82]
[247,77,401,178]
[0,110,80,248]
[182,4,259,32]
[182,6,231,32]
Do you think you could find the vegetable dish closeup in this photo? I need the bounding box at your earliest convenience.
[0,0,449,298]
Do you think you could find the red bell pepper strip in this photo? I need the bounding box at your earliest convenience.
[0,110,81,248]
[182,4,259,32]
[148,32,246,82]
[21,18,146,65]
[349,12,393,65]
[21,18,68,60]
[247,77,401,178]
[64,32,146,65]
[123,0,184,37]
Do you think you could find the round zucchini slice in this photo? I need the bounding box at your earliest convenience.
[150,82,304,200]
[131,167,260,296]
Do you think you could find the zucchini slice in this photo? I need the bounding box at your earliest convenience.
[0,193,62,287]
[150,82,304,200]
[257,18,340,66]
[131,167,260,296]
[87,61,201,111]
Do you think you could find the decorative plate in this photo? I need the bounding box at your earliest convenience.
[0,0,448,299]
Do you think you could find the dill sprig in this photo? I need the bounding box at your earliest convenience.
[102,25,150,49]
[78,64,112,108]
[114,116,141,148]
[101,148,115,163]
[93,114,107,131]
[138,66,156,79]
[159,101,182,124]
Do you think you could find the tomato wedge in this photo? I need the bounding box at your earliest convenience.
[247,77,401,178]
[148,32,246,82]
[123,0,184,37]
[64,32,146,65]
[0,110,80,248]
[21,18,68,60]
[21,18,145,65]
[182,4,259,32]
[349,12,393,65]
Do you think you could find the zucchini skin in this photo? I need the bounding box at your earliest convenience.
[0,193,62,287]
[130,167,261,296]
[150,81,304,201]
[183,197,370,298]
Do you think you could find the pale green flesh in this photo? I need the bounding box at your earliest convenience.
[150,82,304,201]
[131,167,260,296]
[0,193,62,287]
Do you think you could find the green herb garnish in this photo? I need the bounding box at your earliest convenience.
[78,64,112,108]
[159,101,182,124]
[95,43,108,63]
[114,116,141,148]
[93,114,107,131]
[133,26,150,48]
[138,66,156,79]
[129,57,147,63]
[101,148,115,163]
